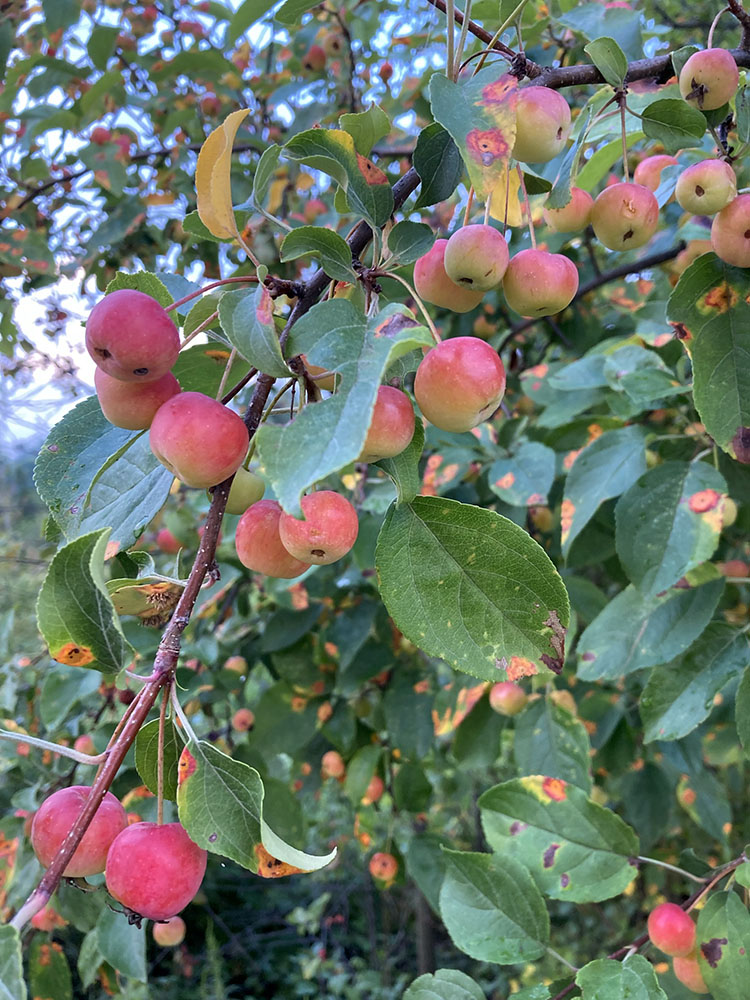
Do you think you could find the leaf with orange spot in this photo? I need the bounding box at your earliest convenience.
[196,108,250,241]
[254,843,308,878]
[29,933,73,1000]
[37,529,133,675]
[488,442,555,507]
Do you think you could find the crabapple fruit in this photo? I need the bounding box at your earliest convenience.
[279,491,359,565]
[235,500,311,578]
[149,392,249,489]
[379,61,393,83]
[489,682,528,716]
[302,355,337,391]
[679,48,739,111]
[302,44,326,71]
[633,154,678,192]
[224,655,248,674]
[647,902,696,957]
[156,528,181,554]
[675,159,736,215]
[673,953,709,994]
[225,466,265,515]
[414,337,506,433]
[73,735,96,755]
[513,88,571,163]
[321,750,346,779]
[543,187,594,233]
[359,386,415,463]
[105,821,207,920]
[362,775,385,805]
[369,852,398,882]
[443,224,509,291]
[91,126,111,145]
[31,786,128,877]
[502,249,578,317]
[232,708,255,732]
[86,289,180,383]
[710,193,750,266]
[153,915,186,947]
[591,182,659,251]
[413,240,485,313]
[95,368,180,430]
[30,902,67,931]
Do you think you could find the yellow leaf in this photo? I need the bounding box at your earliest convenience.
[267,177,287,215]
[488,164,523,227]
[195,108,250,240]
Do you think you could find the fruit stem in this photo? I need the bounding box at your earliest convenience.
[452,0,473,79]
[215,348,237,401]
[616,91,630,182]
[708,6,730,48]
[0,727,109,765]
[157,685,169,826]
[637,856,709,884]
[445,0,456,80]
[165,276,258,314]
[180,310,219,350]
[516,165,537,249]
[471,0,531,75]
[384,272,440,343]
[463,185,475,226]
[260,377,298,424]
[546,946,579,972]
[170,685,200,746]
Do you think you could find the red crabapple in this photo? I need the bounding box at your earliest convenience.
[31,786,128,877]
[224,655,248,674]
[489,682,528,716]
[225,466,265,515]
[91,126,111,145]
[543,187,594,233]
[73,735,96,756]
[105,821,207,920]
[513,88,571,163]
[156,528,182,554]
[502,249,578,317]
[379,61,393,82]
[232,708,255,732]
[362,775,385,805]
[443,224,509,291]
[95,368,180,430]
[302,45,326,71]
[591,182,659,251]
[359,386,415,463]
[414,337,506,433]
[235,500,311,578]
[369,852,398,883]
[710,193,750,266]
[149,392,249,488]
[679,48,739,111]
[633,154,678,192]
[321,750,346,779]
[673,953,709,994]
[647,902,696,957]
[675,159,737,215]
[86,289,180,383]
[414,240,485,313]
[153,915,186,947]
[279,491,359,565]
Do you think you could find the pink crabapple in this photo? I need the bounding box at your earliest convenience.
[590,182,659,251]
[633,154,678,192]
[235,500,311,579]
[675,159,737,215]
[679,47,739,111]
[278,491,359,566]
[414,337,506,433]
[31,786,128,877]
[489,682,528,716]
[153,915,186,947]
[710,193,750,266]
[502,249,579,318]
[85,289,180,383]
[647,902,696,957]
[543,187,594,233]
[413,240,485,313]
[673,953,709,994]
[95,368,180,430]
[225,466,265,515]
[359,385,415,463]
[443,224,510,291]
[512,88,571,163]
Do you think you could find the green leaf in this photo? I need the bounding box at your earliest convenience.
[737,667,750,757]
[453,694,504,769]
[96,907,146,982]
[87,24,119,71]
[488,442,556,507]
[41,0,79,33]
[343,745,381,805]
[577,577,724,681]
[105,270,172,308]
[413,123,464,211]
[736,862,750,889]
[0,926,25,1000]
[176,740,336,874]
[480,776,639,902]
[228,0,276,43]
[28,935,72,1000]
[404,969,486,1000]
[340,104,391,156]
[218,284,290,377]
[280,226,356,283]
[667,253,750,463]
[135,718,186,801]
[257,301,432,515]
[615,461,728,596]
[514,698,592,793]
[37,529,133,675]
[387,221,436,265]
[671,44,700,78]
[677,768,731,841]
[40,665,101,731]
[736,86,750,144]
[620,762,672,849]
[275,0,320,24]
[561,425,648,555]
[439,850,549,964]
[284,128,393,228]
[641,624,750,743]
[393,762,433,811]
[376,496,570,681]
[546,109,592,210]
[641,98,706,153]
[576,955,667,999]
[697,892,750,1000]
[253,144,282,209]
[172,342,252,395]
[376,419,423,505]
[583,37,628,88]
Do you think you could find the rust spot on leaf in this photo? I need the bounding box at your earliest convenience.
[731,426,750,464]
[701,937,728,968]
[701,281,738,313]
[373,312,418,339]
[256,286,274,325]
[356,153,388,186]
[506,656,538,680]
[177,747,197,785]
[466,128,510,166]
[51,643,95,667]
[542,777,567,801]
[688,489,721,513]
[509,821,528,835]
[495,472,515,489]
[205,349,232,362]
[255,843,307,878]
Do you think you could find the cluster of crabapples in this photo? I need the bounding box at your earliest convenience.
[29,785,206,936]
[647,901,708,994]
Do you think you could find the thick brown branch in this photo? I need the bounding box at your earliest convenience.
[728,0,750,48]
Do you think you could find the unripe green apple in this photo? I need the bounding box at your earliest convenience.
[543,187,594,233]
[673,953,709,994]
[503,249,578,317]
[359,386,415,463]
[489,681,527,716]
[278,491,359,565]
[414,239,485,313]
[86,289,180,383]
[711,193,750,266]
[225,467,265,515]
[95,368,180,430]
[443,224,509,291]
[414,336,506,433]
[647,902,696,957]
[679,48,739,111]
[675,159,736,215]
[633,154,678,192]
[591,182,659,251]
[149,392,249,489]
[235,500,311,578]
[513,88,571,163]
